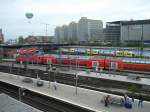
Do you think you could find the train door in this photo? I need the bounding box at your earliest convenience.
[92,61,99,71]
[47,59,52,66]
[110,62,118,70]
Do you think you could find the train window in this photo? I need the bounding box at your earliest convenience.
[47,59,51,65]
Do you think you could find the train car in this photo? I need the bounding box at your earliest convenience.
[123,62,150,71]
[86,58,124,70]
[104,58,124,70]
[16,48,150,72]
[41,55,57,64]
[86,49,99,55]
[16,47,44,63]
[86,58,105,69]
[116,51,134,57]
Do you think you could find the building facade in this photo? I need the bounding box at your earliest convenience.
[62,25,69,42]
[105,19,150,42]
[121,20,150,42]
[77,17,103,42]
[105,21,121,42]
[68,22,78,42]
[54,17,103,43]
[54,27,62,44]
[88,19,103,41]
[77,17,89,42]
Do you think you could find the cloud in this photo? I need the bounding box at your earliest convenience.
[0,0,150,40]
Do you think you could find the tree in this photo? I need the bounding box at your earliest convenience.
[18,36,24,44]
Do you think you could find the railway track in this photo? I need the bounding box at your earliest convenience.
[0,65,146,90]
[0,81,94,112]
[1,65,150,101]
[4,61,150,76]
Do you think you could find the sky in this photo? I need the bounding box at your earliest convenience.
[0,0,150,41]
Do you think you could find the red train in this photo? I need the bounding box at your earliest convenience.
[16,48,150,72]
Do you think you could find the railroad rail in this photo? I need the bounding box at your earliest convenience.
[0,64,150,101]
[0,81,94,112]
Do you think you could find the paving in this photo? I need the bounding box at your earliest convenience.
[0,93,42,112]
[0,72,150,112]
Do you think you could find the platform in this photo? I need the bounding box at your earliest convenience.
[0,72,150,112]
[1,62,150,86]
[0,93,42,112]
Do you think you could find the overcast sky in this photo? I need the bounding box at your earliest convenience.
[0,0,150,41]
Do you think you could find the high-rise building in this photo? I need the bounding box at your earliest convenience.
[0,29,4,43]
[77,17,103,42]
[88,19,103,41]
[105,21,121,42]
[68,22,78,42]
[54,17,103,43]
[62,25,69,42]
[54,26,62,44]
[77,17,89,42]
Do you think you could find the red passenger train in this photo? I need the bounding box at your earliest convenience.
[16,48,150,72]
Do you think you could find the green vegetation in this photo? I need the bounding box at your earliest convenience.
[127,84,140,93]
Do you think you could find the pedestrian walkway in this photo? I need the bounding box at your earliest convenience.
[0,72,150,112]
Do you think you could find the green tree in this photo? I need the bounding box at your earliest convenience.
[18,36,24,44]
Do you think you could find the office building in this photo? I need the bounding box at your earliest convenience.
[55,26,63,44]
[105,21,121,42]
[68,22,78,42]
[121,19,150,42]
[77,17,103,42]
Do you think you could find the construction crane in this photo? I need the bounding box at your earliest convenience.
[40,23,50,36]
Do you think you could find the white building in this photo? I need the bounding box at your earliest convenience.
[68,22,78,42]
[77,17,103,42]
